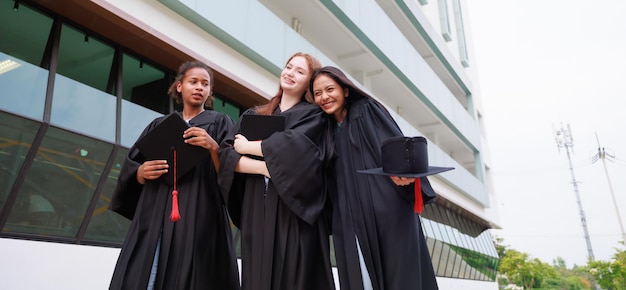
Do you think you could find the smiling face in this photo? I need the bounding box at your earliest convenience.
[312,74,348,123]
[279,56,311,98]
[177,67,211,108]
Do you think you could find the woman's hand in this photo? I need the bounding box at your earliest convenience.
[233,134,262,155]
[137,160,168,184]
[184,127,222,170]
[184,127,218,153]
[390,176,415,186]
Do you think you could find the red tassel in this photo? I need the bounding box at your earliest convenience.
[170,189,180,222]
[414,178,423,214]
[170,149,180,222]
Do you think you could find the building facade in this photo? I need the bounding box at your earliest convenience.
[0,0,500,289]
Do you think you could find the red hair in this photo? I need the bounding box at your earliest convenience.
[255,52,322,115]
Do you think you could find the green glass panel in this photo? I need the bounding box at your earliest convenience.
[3,127,113,238]
[0,1,53,67]
[0,113,41,213]
[121,54,169,114]
[83,148,131,243]
[214,95,242,121]
[57,24,115,93]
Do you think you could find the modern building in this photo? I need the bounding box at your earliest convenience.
[0,0,501,289]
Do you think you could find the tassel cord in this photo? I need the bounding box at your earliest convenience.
[170,149,180,222]
[413,178,423,214]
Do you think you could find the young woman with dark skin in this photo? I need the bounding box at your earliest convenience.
[109,61,240,290]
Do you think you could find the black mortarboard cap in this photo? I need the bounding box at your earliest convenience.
[358,136,454,178]
[135,113,210,185]
[239,114,286,141]
[358,136,454,214]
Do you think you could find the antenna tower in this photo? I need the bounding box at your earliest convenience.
[554,122,595,262]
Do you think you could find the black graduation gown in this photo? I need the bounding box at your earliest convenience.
[218,102,335,290]
[108,111,240,290]
[329,98,438,290]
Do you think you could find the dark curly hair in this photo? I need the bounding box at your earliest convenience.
[167,60,215,109]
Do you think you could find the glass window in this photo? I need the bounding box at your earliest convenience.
[120,98,164,148]
[122,54,169,114]
[0,53,48,120]
[51,74,117,143]
[83,148,131,243]
[430,206,447,242]
[214,95,242,121]
[457,220,473,279]
[485,230,499,257]
[51,24,117,142]
[0,1,53,67]
[0,1,255,252]
[478,232,499,280]
[57,23,115,94]
[420,205,499,280]
[0,113,41,212]
[422,218,439,258]
[0,1,52,121]
[3,127,113,238]
[120,54,168,147]
[432,239,446,276]
[447,212,467,277]
[421,217,435,241]
[442,225,458,276]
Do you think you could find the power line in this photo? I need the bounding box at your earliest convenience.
[591,133,626,245]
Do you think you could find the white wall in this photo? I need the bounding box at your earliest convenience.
[438,277,500,290]
[0,238,338,289]
[0,238,119,290]
[0,238,495,290]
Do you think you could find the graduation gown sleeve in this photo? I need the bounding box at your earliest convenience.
[108,116,164,220]
[261,104,326,225]
[217,109,252,228]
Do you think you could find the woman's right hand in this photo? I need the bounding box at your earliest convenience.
[234,134,263,156]
[137,160,168,184]
[233,134,250,154]
[390,176,415,186]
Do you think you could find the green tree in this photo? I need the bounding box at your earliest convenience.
[494,237,592,290]
[541,257,592,290]
[586,246,626,290]
[497,246,556,289]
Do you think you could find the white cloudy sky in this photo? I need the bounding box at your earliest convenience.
[467,0,626,267]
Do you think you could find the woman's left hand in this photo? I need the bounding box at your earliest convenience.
[184,127,218,152]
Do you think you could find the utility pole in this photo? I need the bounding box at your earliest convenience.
[592,133,626,245]
[553,122,595,262]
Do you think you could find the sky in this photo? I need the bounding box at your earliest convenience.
[466,0,626,267]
